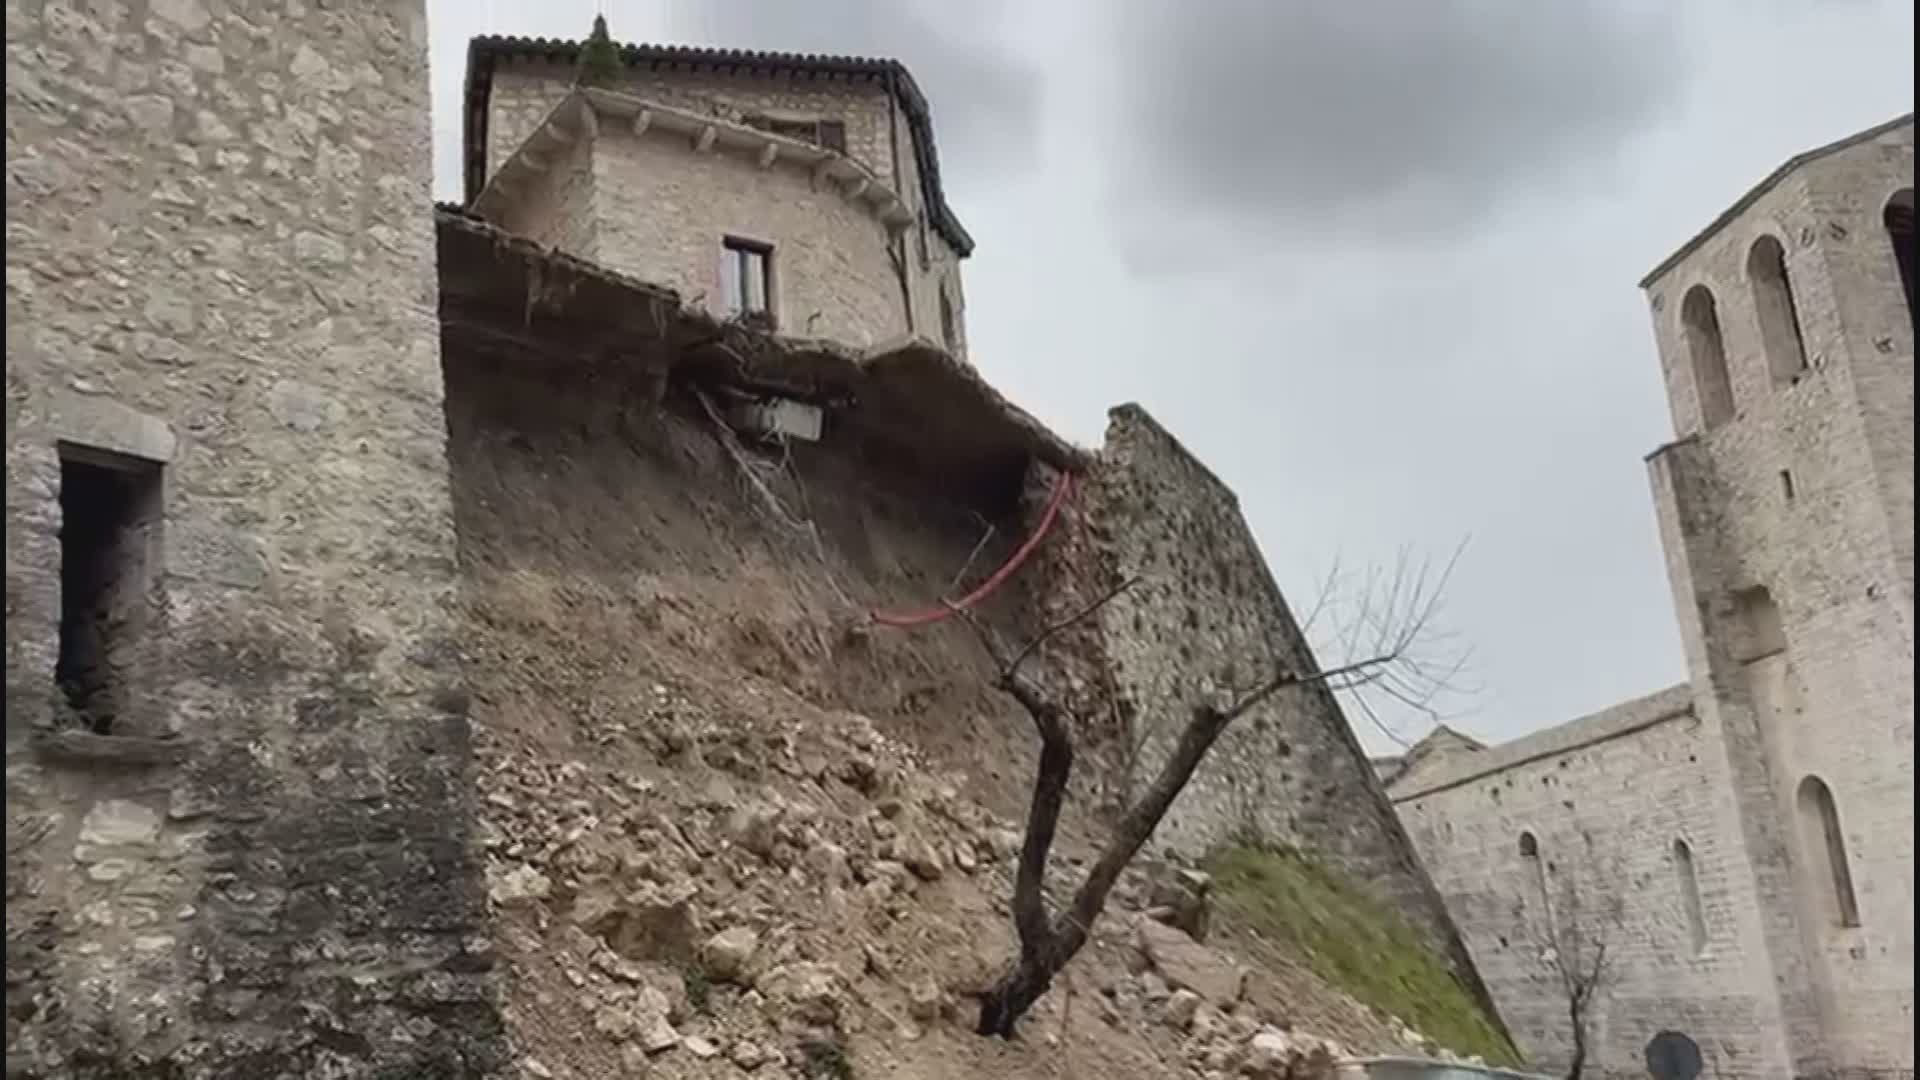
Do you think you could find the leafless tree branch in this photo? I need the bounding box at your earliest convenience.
[972,543,1474,1036]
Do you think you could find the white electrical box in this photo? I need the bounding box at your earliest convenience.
[731,396,824,442]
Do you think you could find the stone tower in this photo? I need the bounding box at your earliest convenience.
[1640,113,1914,1077]
[6,1,502,1075]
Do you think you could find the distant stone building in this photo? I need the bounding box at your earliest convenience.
[1388,115,1915,1080]
[463,34,973,356]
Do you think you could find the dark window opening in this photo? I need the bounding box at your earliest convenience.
[1682,285,1734,429]
[939,289,958,352]
[721,236,774,330]
[57,446,163,734]
[816,120,847,154]
[1747,236,1809,386]
[1780,469,1796,501]
[744,114,846,155]
[1886,189,1916,336]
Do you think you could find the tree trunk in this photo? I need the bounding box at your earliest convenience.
[976,703,1238,1038]
[976,953,1061,1037]
[1565,997,1587,1080]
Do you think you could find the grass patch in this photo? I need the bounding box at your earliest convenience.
[1206,844,1518,1066]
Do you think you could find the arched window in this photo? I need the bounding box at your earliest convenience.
[1682,285,1734,429]
[1519,830,1553,925]
[1672,839,1707,954]
[1747,236,1809,386]
[1886,189,1916,336]
[1730,585,1787,664]
[1795,776,1860,928]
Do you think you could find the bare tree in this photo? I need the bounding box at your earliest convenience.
[956,544,1470,1037]
[1514,853,1629,1080]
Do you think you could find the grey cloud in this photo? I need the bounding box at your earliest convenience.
[657,0,1040,184]
[1102,1,1690,250]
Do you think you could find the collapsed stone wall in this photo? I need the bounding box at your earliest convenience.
[438,338,1073,835]
[4,1,503,1075]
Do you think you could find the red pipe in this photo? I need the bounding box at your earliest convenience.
[870,471,1078,628]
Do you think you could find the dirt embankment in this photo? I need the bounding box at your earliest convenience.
[441,358,1505,1078]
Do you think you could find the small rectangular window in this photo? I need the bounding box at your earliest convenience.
[816,120,847,154]
[744,114,845,155]
[721,236,774,329]
[57,444,163,734]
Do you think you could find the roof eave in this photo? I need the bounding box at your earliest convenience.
[460,35,975,257]
[1639,111,1915,289]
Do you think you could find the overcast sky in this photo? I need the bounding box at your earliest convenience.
[425,1,1915,754]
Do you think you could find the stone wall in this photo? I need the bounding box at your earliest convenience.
[1641,120,1914,1077]
[590,123,909,348]
[4,1,501,1075]
[1389,687,1796,1080]
[480,58,967,359]
[1079,405,1491,1011]
[496,128,599,260]
[486,61,897,190]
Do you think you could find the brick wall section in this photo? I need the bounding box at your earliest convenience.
[1642,121,1914,1076]
[480,58,969,359]
[1390,686,1796,1079]
[1080,405,1496,1018]
[4,1,501,1075]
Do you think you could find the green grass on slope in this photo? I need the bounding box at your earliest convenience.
[1206,845,1519,1066]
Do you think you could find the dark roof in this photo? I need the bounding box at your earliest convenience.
[1639,112,1914,288]
[462,35,975,258]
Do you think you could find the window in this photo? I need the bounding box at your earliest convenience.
[1795,776,1860,928]
[57,444,163,734]
[939,288,958,352]
[743,114,846,155]
[1682,285,1734,429]
[1673,839,1707,954]
[1747,236,1809,386]
[721,237,774,329]
[816,120,847,154]
[1730,585,1786,663]
[1886,189,1916,335]
[1519,830,1552,923]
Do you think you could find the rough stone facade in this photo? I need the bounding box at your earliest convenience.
[5,0,504,1076]
[1072,407,1495,1018]
[472,48,970,357]
[1389,116,1915,1080]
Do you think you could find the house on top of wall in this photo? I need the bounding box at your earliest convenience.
[460,30,973,359]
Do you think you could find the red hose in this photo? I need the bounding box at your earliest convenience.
[871,471,1077,628]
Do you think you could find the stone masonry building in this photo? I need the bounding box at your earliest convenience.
[465,33,974,357]
[1385,115,1915,1080]
[6,9,1492,1076]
